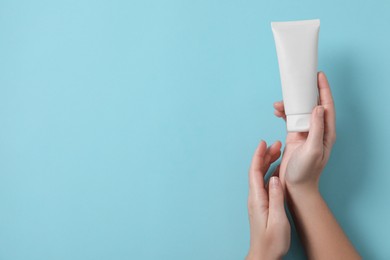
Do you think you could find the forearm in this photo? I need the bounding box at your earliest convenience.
[287,187,360,260]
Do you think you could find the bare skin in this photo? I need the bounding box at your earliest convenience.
[246,72,360,259]
[246,140,290,260]
[273,72,361,259]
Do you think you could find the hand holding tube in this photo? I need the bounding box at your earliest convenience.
[273,72,336,193]
[273,72,360,259]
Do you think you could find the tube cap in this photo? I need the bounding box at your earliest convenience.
[286,114,311,132]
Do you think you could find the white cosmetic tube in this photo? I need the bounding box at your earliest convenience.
[271,19,320,132]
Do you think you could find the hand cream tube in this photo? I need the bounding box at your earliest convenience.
[271,19,320,132]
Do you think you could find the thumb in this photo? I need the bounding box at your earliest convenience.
[305,106,325,150]
[268,176,287,227]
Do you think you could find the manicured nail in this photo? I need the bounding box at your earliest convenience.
[317,106,324,117]
[271,177,279,188]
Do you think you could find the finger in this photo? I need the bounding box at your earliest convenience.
[274,110,286,121]
[248,141,269,214]
[305,106,325,151]
[274,110,285,118]
[272,164,280,177]
[262,141,282,175]
[273,101,285,112]
[264,141,282,168]
[267,176,288,228]
[253,141,281,191]
[318,72,336,147]
[273,101,286,120]
[249,140,267,194]
[265,164,280,189]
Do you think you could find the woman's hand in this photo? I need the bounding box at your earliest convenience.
[246,141,290,260]
[273,72,336,194]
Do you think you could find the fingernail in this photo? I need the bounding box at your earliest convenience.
[317,106,324,117]
[271,177,279,188]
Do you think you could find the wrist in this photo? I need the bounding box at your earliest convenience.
[286,183,323,207]
[286,181,320,200]
[246,249,282,260]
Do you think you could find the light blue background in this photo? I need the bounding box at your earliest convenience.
[0,0,389,259]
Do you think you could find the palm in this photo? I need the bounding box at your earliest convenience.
[279,132,307,187]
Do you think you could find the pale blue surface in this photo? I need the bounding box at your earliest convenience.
[0,0,389,259]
